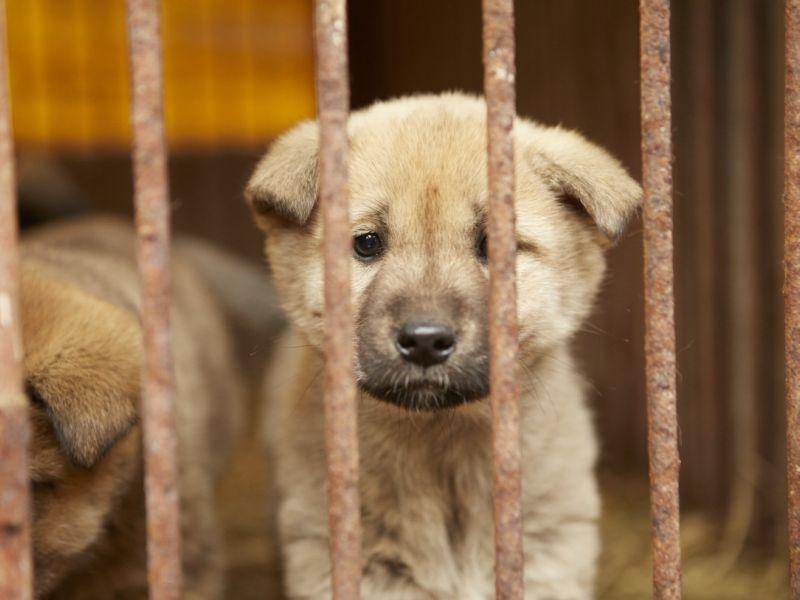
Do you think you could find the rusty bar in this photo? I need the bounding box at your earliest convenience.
[640,1,682,598]
[482,1,524,598]
[314,1,362,598]
[125,1,182,598]
[0,0,33,597]
[786,0,800,593]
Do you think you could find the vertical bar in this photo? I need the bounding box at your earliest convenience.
[639,1,682,599]
[0,1,33,598]
[314,1,361,599]
[785,0,800,594]
[125,1,182,599]
[482,1,523,599]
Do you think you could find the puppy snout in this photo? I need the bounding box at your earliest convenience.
[395,321,456,367]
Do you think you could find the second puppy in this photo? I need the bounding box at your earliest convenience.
[22,216,274,598]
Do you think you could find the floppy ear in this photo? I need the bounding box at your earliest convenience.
[245,120,320,227]
[21,269,141,469]
[519,123,643,242]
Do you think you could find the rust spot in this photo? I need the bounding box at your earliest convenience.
[0,0,33,595]
[125,0,182,598]
[785,0,800,595]
[314,1,362,598]
[482,0,524,598]
[0,408,32,599]
[640,0,682,598]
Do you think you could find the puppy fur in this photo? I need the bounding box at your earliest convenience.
[248,93,642,599]
[21,216,252,599]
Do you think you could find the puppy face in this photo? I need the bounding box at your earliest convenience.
[247,94,641,411]
[21,267,142,595]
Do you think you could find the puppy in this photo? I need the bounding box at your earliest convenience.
[247,93,642,599]
[21,216,266,598]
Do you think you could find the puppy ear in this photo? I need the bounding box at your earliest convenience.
[245,120,320,227]
[21,269,141,469]
[520,123,643,242]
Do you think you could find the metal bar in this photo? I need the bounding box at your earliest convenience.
[0,0,33,597]
[125,1,182,598]
[785,0,800,594]
[639,1,682,598]
[482,1,523,598]
[314,1,362,599]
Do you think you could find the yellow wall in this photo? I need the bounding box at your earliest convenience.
[6,0,315,150]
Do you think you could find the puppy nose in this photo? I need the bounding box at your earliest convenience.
[395,321,456,367]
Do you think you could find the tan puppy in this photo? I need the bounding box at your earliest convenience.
[20,216,264,598]
[248,93,642,599]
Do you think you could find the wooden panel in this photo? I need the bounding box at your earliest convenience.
[6,0,314,149]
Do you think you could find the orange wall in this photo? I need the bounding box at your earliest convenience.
[7,0,315,150]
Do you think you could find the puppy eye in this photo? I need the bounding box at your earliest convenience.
[476,233,488,261]
[354,232,383,260]
[25,383,45,406]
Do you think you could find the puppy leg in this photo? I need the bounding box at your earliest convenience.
[279,493,452,600]
[282,534,448,600]
[181,472,225,600]
[523,521,598,599]
[522,473,600,600]
[278,484,335,599]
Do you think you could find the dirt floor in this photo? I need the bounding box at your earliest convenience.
[218,436,282,598]
[596,475,787,599]
[218,439,789,599]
